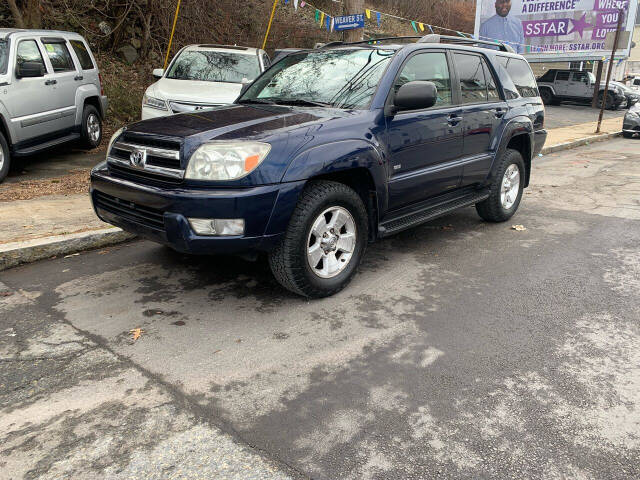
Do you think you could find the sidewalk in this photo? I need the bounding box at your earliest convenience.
[0,115,624,270]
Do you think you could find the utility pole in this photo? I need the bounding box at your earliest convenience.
[344,0,364,42]
[596,8,623,133]
[591,61,603,108]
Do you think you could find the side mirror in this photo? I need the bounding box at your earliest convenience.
[152,68,164,79]
[16,61,45,78]
[388,81,438,115]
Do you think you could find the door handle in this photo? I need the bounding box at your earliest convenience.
[447,114,463,126]
[74,75,84,81]
[494,107,505,118]
[44,79,57,85]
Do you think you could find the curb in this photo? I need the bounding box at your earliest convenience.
[0,228,136,271]
[541,131,621,155]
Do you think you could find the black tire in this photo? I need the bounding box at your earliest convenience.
[80,105,103,149]
[540,88,554,105]
[598,92,614,110]
[268,180,368,298]
[475,149,525,223]
[0,130,10,183]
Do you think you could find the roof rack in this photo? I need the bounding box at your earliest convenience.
[197,44,251,50]
[418,34,515,53]
[317,34,515,53]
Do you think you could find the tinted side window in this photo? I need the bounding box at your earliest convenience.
[538,70,556,82]
[262,53,271,68]
[42,41,75,72]
[634,79,640,86]
[556,71,570,81]
[454,53,488,104]
[16,40,46,70]
[483,62,500,101]
[70,40,95,70]
[395,52,452,107]
[571,71,588,83]
[506,59,539,97]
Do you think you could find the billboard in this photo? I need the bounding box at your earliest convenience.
[474,0,638,62]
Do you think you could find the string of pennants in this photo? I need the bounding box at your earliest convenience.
[282,0,469,38]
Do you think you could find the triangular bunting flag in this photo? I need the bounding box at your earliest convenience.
[365,9,371,19]
[293,0,298,10]
[320,11,325,25]
[419,23,424,32]
[376,12,381,26]
[427,24,434,33]
[411,21,418,33]
[315,9,319,22]
[300,1,305,6]
[325,15,331,31]
[330,17,334,32]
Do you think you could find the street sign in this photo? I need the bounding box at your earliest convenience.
[333,13,365,32]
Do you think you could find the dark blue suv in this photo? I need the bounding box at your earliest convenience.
[90,35,546,297]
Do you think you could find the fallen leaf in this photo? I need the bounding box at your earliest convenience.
[511,225,527,231]
[130,328,144,341]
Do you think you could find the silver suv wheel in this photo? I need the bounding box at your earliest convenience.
[0,147,4,172]
[87,113,101,143]
[306,206,357,279]
[501,163,520,210]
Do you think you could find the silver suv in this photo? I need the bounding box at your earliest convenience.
[0,29,108,182]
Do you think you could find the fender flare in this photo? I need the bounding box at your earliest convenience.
[281,138,388,220]
[490,116,534,187]
[74,84,102,125]
[538,85,556,96]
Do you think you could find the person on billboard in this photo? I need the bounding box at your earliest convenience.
[479,0,524,53]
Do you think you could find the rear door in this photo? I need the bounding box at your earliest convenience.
[40,37,79,132]
[452,52,507,186]
[386,50,464,210]
[554,71,570,96]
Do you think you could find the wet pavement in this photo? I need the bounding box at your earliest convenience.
[1,138,639,479]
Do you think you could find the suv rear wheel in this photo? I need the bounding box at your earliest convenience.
[540,88,554,105]
[269,180,368,297]
[80,105,102,149]
[0,131,10,183]
[476,148,525,222]
[598,92,614,110]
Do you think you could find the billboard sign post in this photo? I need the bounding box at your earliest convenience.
[474,0,638,62]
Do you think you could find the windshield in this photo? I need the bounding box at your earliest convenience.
[239,48,395,109]
[166,50,261,83]
[0,41,8,75]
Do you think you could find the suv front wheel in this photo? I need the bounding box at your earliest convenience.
[0,131,10,183]
[476,148,525,222]
[269,180,368,298]
[80,105,103,149]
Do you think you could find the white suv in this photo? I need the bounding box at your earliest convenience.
[0,29,107,182]
[141,44,270,119]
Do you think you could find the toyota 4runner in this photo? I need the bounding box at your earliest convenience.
[90,34,547,297]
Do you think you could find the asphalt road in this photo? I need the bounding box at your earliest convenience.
[2,138,639,479]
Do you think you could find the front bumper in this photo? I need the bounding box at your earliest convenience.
[623,114,640,135]
[141,105,173,120]
[533,129,547,155]
[90,165,305,254]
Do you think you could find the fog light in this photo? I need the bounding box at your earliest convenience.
[188,218,244,236]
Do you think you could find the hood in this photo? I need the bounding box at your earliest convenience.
[150,78,243,105]
[126,104,347,140]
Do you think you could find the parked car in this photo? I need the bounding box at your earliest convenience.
[623,102,640,138]
[536,69,625,109]
[141,44,270,119]
[611,81,639,108]
[90,34,546,297]
[627,76,640,92]
[0,28,107,182]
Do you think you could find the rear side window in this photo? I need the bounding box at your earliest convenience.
[505,58,539,97]
[633,79,640,86]
[42,41,75,72]
[538,70,556,82]
[556,71,570,81]
[70,40,95,70]
[16,40,46,71]
[395,52,452,107]
[454,53,489,104]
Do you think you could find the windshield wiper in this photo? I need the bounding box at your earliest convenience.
[270,98,333,108]
[237,99,277,105]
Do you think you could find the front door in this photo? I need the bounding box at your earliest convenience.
[452,52,507,187]
[40,38,79,132]
[7,38,59,143]
[386,51,463,210]
[553,70,570,96]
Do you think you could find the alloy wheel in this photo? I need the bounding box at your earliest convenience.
[500,164,520,210]
[306,206,357,279]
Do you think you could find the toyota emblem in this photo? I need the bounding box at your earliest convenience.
[129,149,146,167]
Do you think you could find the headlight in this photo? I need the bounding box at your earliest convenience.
[106,127,124,156]
[142,93,167,110]
[185,142,271,181]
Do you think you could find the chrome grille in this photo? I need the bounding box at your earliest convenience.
[107,136,184,182]
[169,100,221,114]
[93,191,165,231]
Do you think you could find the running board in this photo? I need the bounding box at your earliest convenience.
[13,133,81,156]
[378,189,490,237]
